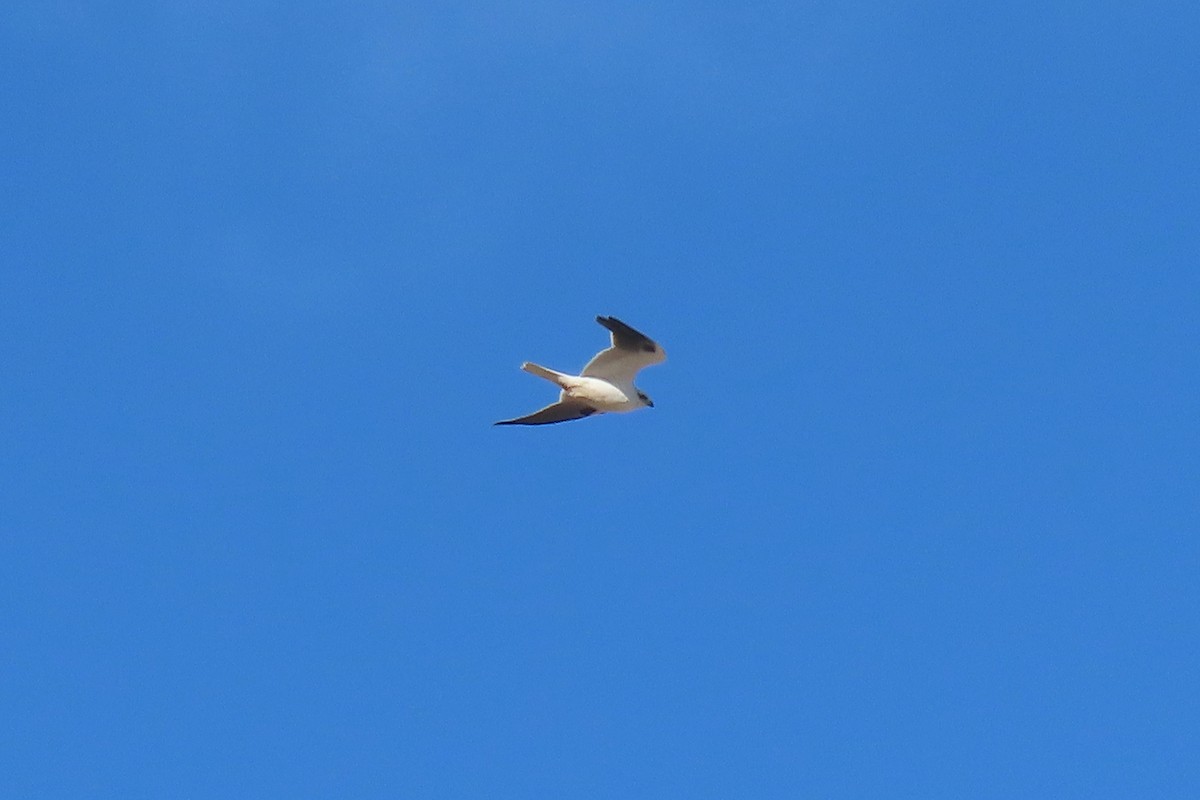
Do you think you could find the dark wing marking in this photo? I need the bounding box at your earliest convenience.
[494,400,598,426]
[596,316,659,354]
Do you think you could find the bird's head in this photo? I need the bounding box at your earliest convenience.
[636,389,655,408]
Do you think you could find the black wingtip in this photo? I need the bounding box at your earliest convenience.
[595,315,658,352]
[596,314,624,330]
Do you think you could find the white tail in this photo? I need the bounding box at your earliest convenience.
[521,362,570,387]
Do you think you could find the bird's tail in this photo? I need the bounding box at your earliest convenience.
[522,362,571,387]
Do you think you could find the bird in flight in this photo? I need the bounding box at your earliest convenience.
[495,316,666,426]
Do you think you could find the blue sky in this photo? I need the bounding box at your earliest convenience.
[2,2,1197,797]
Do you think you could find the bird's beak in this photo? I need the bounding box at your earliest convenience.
[647,399,655,408]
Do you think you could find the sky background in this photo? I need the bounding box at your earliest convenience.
[2,2,1197,797]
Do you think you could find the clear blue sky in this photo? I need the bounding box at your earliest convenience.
[3,2,1197,797]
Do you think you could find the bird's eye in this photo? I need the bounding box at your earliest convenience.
[641,344,656,353]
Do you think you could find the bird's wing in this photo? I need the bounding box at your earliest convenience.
[494,399,598,426]
[581,316,666,383]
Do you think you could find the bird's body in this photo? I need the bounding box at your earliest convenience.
[496,316,666,426]
[523,363,639,410]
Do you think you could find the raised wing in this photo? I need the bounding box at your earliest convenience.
[494,399,598,426]
[581,316,666,383]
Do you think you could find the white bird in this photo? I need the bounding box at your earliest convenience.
[495,316,666,426]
